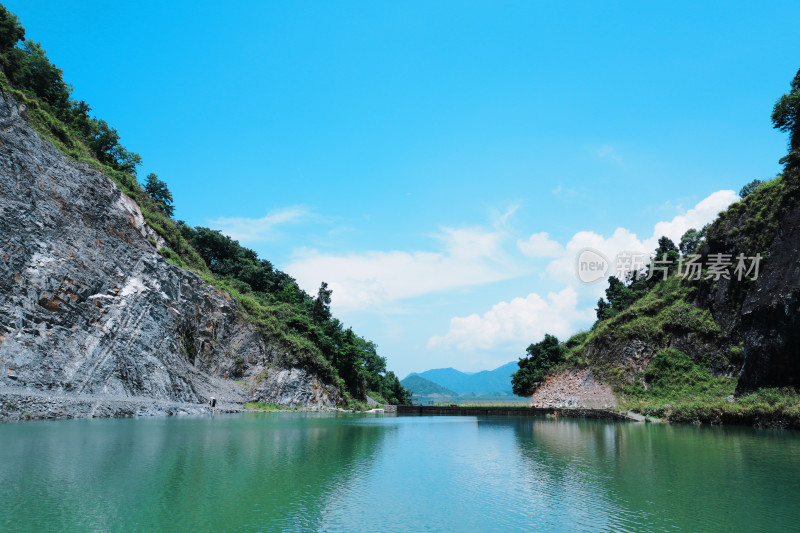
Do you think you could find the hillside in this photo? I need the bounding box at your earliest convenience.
[510,69,800,427]
[407,361,519,395]
[512,140,800,426]
[400,375,457,397]
[0,6,409,419]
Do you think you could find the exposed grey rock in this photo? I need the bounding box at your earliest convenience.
[738,200,800,390]
[251,367,339,410]
[0,89,337,419]
[0,385,244,421]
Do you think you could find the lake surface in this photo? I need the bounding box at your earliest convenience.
[1,413,799,532]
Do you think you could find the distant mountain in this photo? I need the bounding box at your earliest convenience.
[401,375,457,397]
[405,361,519,396]
[408,368,471,394]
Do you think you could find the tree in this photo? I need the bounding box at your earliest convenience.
[362,340,387,393]
[312,282,332,325]
[4,41,70,110]
[595,297,614,321]
[654,236,679,258]
[738,179,763,199]
[0,5,24,52]
[511,334,564,396]
[647,236,680,281]
[679,228,702,256]
[144,173,175,217]
[772,68,800,167]
[334,328,367,399]
[112,144,142,175]
[85,118,141,174]
[381,371,412,405]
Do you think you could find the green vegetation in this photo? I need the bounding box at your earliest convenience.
[243,402,287,411]
[738,179,763,198]
[708,172,795,260]
[177,225,411,406]
[620,348,737,413]
[144,173,175,217]
[772,67,800,169]
[0,9,140,175]
[0,5,410,407]
[509,67,800,426]
[678,227,704,255]
[624,383,800,428]
[511,334,565,396]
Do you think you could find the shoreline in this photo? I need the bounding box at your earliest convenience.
[3,388,797,430]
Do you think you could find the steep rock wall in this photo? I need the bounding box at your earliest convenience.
[0,90,337,418]
[738,199,800,390]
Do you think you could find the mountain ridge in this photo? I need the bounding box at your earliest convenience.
[406,361,519,396]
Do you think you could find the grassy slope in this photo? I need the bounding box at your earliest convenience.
[560,176,800,427]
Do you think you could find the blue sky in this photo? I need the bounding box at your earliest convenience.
[6,1,798,376]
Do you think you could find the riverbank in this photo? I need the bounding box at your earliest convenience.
[0,387,373,421]
[0,387,249,421]
[521,363,800,429]
[620,390,800,430]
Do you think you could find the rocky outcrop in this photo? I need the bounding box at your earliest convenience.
[529,369,617,409]
[251,368,340,410]
[0,90,337,419]
[572,175,799,398]
[738,200,800,390]
[697,178,800,392]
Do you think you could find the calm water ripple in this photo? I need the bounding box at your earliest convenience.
[1,413,799,532]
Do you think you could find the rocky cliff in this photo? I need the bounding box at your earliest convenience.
[543,172,800,421]
[0,90,338,419]
[691,175,799,392]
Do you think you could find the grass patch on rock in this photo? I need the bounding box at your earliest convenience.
[243,402,288,411]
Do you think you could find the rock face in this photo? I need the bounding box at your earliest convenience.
[0,90,337,419]
[570,176,799,398]
[697,181,800,392]
[251,368,339,410]
[529,369,617,409]
[738,200,800,390]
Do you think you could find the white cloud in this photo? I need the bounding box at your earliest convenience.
[545,226,647,285]
[545,189,738,285]
[428,189,739,352]
[209,206,311,242]
[284,226,517,311]
[651,189,738,245]
[517,232,563,258]
[427,287,594,351]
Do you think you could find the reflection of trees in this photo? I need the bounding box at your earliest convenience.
[0,413,390,532]
[503,417,622,530]
[3,415,799,532]
[509,417,800,532]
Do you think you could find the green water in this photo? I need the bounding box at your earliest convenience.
[1,414,798,532]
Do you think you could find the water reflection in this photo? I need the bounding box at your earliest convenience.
[1,414,799,532]
[510,418,800,532]
[0,413,389,532]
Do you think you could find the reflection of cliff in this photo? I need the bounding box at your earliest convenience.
[511,418,800,531]
[0,414,389,531]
